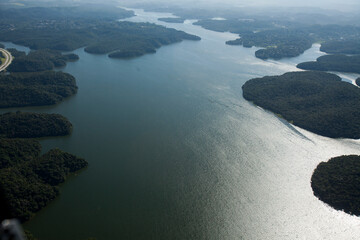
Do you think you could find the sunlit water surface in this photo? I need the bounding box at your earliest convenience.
[2,8,360,240]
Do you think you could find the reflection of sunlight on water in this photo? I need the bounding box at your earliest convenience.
[23,7,360,239]
[330,72,360,85]
[250,59,299,72]
[121,8,360,239]
[118,9,360,239]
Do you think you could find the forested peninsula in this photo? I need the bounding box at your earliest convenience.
[7,49,79,72]
[0,112,86,226]
[242,71,360,139]
[320,39,360,54]
[0,110,85,225]
[193,17,360,60]
[311,155,360,216]
[0,138,87,222]
[0,112,72,138]
[297,54,360,74]
[0,7,200,59]
[0,71,77,108]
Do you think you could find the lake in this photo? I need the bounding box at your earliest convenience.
[2,8,360,240]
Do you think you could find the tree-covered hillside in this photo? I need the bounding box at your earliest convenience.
[0,7,200,59]
[311,155,360,216]
[0,139,87,221]
[0,112,72,138]
[8,49,79,72]
[297,54,360,74]
[320,39,360,54]
[0,71,77,108]
[242,71,360,139]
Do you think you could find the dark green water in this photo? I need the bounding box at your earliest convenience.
[3,9,360,240]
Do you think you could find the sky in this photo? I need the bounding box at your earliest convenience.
[1,0,359,12]
[115,0,360,12]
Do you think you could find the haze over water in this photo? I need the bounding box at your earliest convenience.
[3,8,360,240]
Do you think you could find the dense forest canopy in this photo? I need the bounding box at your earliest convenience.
[0,7,200,58]
[0,112,72,138]
[242,71,360,139]
[8,49,79,72]
[0,138,87,222]
[194,19,274,35]
[297,54,360,74]
[320,39,360,54]
[0,71,77,108]
[7,48,26,58]
[311,155,360,216]
[193,18,360,60]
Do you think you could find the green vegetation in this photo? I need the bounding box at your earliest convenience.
[194,19,274,35]
[311,155,360,216]
[0,112,72,138]
[8,49,79,72]
[158,17,185,23]
[297,54,360,74]
[0,71,77,108]
[7,48,26,58]
[82,22,200,58]
[221,23,360,59]
[226,29,313,59]
[0,138,87,221]
[0,5,134,22]
[242,71,360,139]
[320,39,360,54]
[0,6,92,237]
[0,7,200,59]
[0,138,40,169]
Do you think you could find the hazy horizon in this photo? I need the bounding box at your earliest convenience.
[1,0,359,13]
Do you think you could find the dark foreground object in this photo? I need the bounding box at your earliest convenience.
[311,155,360,216]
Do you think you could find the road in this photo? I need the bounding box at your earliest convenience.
[0,48,13,72]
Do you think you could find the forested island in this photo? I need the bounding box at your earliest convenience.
[297,54,360,74]
[0,7,200,59]
[242,71,360,139]
[311,155,360,216]
[158,17,185,23]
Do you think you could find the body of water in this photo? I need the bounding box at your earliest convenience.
[2,8,360,240]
